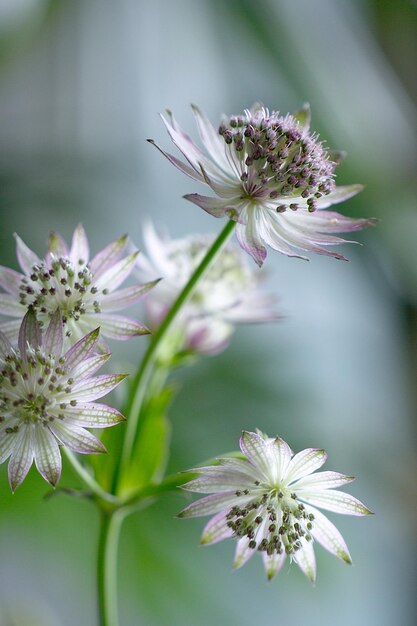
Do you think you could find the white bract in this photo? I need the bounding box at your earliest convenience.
[150,104,375,266]
[0,224,157,349]
[136,223,280,355]
[180,430,371,582]
[0,308,126,490]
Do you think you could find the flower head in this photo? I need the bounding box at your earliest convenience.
[0,308,126,490]
[136,223,280,355]
[0,224,157,349]
[149,104,375,266]
[179,430,371,582]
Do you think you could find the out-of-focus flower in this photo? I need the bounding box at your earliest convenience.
[179,430,371,582]
[0,224,157,348]
[149,104,375,266]
[136,223,281,355]
[0,308,126,491]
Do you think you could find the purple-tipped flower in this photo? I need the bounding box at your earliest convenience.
[0,308,126,491]
[0,224,157,348]
[149,104,375,266]
[136,223,281,355]
[179,431,371,583]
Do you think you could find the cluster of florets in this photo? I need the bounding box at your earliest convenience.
[218,108,335,212]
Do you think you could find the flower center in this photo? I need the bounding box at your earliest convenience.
[218,108,336,212]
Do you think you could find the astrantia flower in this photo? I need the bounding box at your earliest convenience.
[136,223,280,355]
[179,430,371,582]
[0,224,156,348]
[149,104,375,266]
[0,308,126,490]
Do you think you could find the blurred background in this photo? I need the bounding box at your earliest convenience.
[0,0,416,624]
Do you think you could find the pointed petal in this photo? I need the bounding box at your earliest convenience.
[298,489,372,516]
[70,224,90,265]
[293,538,316,583]
[284,448,328,484]
[64,328,100,371]
[8,424,34,491]
[93,252,139,293]
[0,265,24,296]
[99,281,160,312]
[200,510,234,545]
[0,319,22,342]
[184,193,230,218]
[43,309,64,356]
[0,294,26,317]
[47,231,69,258]
[50,422,106,453]
[178,491,249,519]
[182,472,251,494]
[315,184,364,210]
[292,103,311,131]
[89,235,128,279]
[233,536,256,570]
[67,373,127,402]
[236,217,267,267]
[14,234,41,275]
[293,209,377,234]
[63,402,125,427]
[0,330,13,358]
[147,139,204,181]
[18,308,41,362]
[240,431,292,482]
[306,505,352,564]
[295,471,355,491]
[262,550,287,580]
[191,104,232,173]
[70,353,111,380]
[87,314,149,340]
[0,426,17,462]
[34,426,62,486]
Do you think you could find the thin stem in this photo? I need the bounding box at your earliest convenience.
[64,449,121,506]
[97,509,126,626]
[116,219,236,492]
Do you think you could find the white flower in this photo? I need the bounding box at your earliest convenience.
[0,224,157,349]
[149,104,375,266]
[0,308,126,491]
[136,223,281,355]
[179,430,372,582]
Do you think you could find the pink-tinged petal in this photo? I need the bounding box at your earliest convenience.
[50,422,106,453]
[294,471,355,491]
[233,536,256,570]
[284,448,328,484]
[315,184,364,210]
[0,265,24,296]
[89,234,128,279]
[93,252,139,293]
[236,218,267,267]
[63,402,125,427]
[14,234,41,275]
[293,209,377,234]
[0,426,17,462]
[191,104,232,173]
[200,510,234,545]
[224,292,281,324]
[298,489,372,516]
[18,308,41,363]
[262,550,287,580]
[293,538,316,583]
[240,431,292,482]
[34,426,62,486]
[64,328,100,371]
[70,353,111,380]
[90,314,149,340]
[70,224,90,265]
[8,424,34,491]
[47,231,69,258]
[257,209,309,260]
[292,103,311,131]
[99,281,160,312]
[184,194,231,218]
[43,309,64,356]
[0,295,26,317]
[182,472,251,494]
[0,330,13,358]
[67,373,127,402]
[187,458,262,484]
[0,319,21,342]
[178,491,250,519]
[305,505,352,564]
[147,139,204,182]
[272,215,349,260]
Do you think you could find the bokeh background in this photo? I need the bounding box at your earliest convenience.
[0,0,416,624]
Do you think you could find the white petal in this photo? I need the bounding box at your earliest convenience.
[47,231,69,258]
[191,104,232,174]
[240,431,292,483]
[293,538,316,583]
[178,492,249,519]
[66,374,127,402]
[84,314,149,340]
[315,184,364,209]
[0,425,18,462]
[70,353,111,379]
[93,252,139,293]
[200,510,234,545]
[147,139,204,182]
[89,235,128,279]
[99,281,159,311]
[236,211,267,267]
[284,448,327,484]
[64,328,100,370]
[305,505,352,564]
[8,424,35,491]
[184,193,231,218]
[70,224,90,265]
[0,265,24,296]
[34,426,62,486]
[63,402,125,428]
[43,309,64,356]
[294,471,354,491]
[0,330,13,359]
[50,422,106,453]
[14,234,41,275]
[262,550,287,580]
[298,489,372,516]
[233,536,256,570]
[182,472,251,494]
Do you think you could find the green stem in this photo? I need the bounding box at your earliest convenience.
[97,509,126,626]
[64,449,121,506]
[116,219,236,493]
